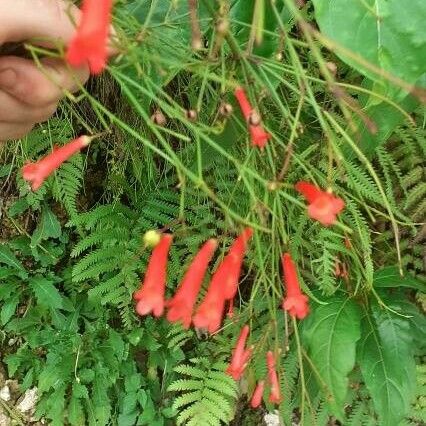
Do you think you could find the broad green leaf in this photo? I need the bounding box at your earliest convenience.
[303,297,361,420]
[28,276,63,309]
[313,0,425,157]
[312,0,426,87]
[358,302,417,425]
[46,385,66,426]
[1,295,19,325]
[231,0,288,58]
[31,205,62,248]
[373,266,425,291]
[0,244,27,276]
[377,293,426,355]
[68,396,86,426]
[38,364,62,392]
[126,0,213,86]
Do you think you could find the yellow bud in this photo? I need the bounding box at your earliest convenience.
[144,230,161,247]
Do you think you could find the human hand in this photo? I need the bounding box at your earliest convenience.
[0,0,90,142]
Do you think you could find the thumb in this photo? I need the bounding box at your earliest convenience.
[0,0,80,46]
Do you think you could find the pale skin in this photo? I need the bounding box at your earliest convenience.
[0,0,89,142]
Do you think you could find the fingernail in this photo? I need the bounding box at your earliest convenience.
[0,69,17,89]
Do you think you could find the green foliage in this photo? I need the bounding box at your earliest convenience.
[303,297,361,420]
[358,300,417,426]
[0,0,424,425]
[168,358,238,426]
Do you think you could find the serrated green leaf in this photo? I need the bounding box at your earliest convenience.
[303,297,361,420]
[174,365,205,378]
[358,302,417,425]
[46,386,66,426]
[172,391,202,411]
[0,244,27,276]
[38,364,62,392]
[29,276,63,309]
[1,295,19,325]
[31,205,62,247]
[68,395,86,426]
[168,379,203,392]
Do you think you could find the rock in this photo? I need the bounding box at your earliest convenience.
[264,411,283,426]
[0,384,11,402]
[16,388,38,414]
[0,411,11,426]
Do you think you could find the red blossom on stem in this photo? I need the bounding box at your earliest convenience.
[192,286,226,334]
[281,253,309,320]
[134,234,173,318]
[295,181,345,226]
[234,86,270,148]
[266,351,282,404]
[22,136,91,191]
[226,325,253,380]
[66,0,113,74]
[192,228,253,333]
[250,380,265,408]
[222,227,253,300]
[166,239,218,328]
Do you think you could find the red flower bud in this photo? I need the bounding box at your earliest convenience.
[166,239,218,328]
[250,380,265,408]
[281,253,309,320]
[226,325,253,380]
[266,351,282,404]
[66,0,113,74]
[234,86,270,149]
[295,181,345,226]
[22,136,91,191]
[134,234,173,317]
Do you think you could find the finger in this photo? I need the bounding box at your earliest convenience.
[0,0,117,55]
[0,0,80,46]
[0,56,89,106]
[0,89,58,123]
[0,121,34,142]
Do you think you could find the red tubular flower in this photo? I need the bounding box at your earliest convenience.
[22,136,91,191]
[66,0,113,74]
[249,125,270,149]
[192,257,229,333]
[226,325,253,380]
[295,181,345,226]
[281,253,309,320]
[250,380,265,408]
[134,234,173,318]
[192,228,253,333]
[192,287,225,334]
[222,227,253,300]
[234,86,270,148]
[227,299,234,319]
[166,239,218,328]
[266,351,282,404]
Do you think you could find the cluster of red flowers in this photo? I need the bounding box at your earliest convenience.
[66,0,113,74]
[225,325,282,407]
[133,228,253,333]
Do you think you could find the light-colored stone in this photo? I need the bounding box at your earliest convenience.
[16,388,38,413]
[0,385,11,402]
[0,411,11,426]
[264,411,283,426]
